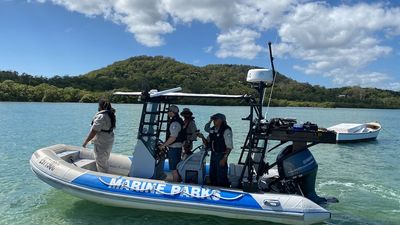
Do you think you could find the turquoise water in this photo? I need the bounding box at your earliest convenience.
[0,102,399,225]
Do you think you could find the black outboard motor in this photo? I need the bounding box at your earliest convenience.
[276,145,327,204]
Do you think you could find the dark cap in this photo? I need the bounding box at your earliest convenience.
[167,105,179,113]
[180,108,192,116]
[211,113,226,121]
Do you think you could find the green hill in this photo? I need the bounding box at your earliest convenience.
[1,56,400,108]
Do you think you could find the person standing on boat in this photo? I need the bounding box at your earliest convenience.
[159,105,185,182]
[82,99,116,173]
[198,113,233,187]
[180,108,197,158]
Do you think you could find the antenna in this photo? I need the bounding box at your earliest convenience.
[268,42,276,80]
[264,42,277,119]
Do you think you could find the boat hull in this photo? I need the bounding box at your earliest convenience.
[336,131,379,142]
[328,122,381,143]
[30,145,331,225]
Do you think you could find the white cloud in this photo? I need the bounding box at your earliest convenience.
[388,82,400,91]
[35,0,292,52]
[38,0,174,47]
[43,0,113,17]
[235,0,296,30]
[216,28,262,59]
[162,0,237,29]
[35,0,400,90]
[276,2,400,88]
[112,0,174,47]
[332,71,390,88]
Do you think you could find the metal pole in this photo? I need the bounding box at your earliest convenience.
[268,42,276,80]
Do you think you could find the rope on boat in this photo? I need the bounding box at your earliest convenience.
[97,177,244,200]
[264,77,275,119]
[381,127,399,139]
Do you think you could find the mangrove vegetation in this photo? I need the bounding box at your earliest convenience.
[1,56,399,108]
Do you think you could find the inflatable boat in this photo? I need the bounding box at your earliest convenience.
[31,44,338,225]
[31,144,330,225]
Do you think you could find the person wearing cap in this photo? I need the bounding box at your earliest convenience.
[159,105,185,182]
[180,108,198,158]
[198,113,233,187]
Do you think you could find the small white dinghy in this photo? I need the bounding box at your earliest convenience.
[327,122,381,143]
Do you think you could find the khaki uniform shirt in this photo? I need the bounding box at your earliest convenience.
[185,120,198,141]
[169,121,182,148]
[91,110,114,145]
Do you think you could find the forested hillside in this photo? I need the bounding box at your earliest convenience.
[1,56,400,108]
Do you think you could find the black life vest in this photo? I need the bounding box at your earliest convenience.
[209,123,231,153]
[166,114,185,144]
[183,119,196,140]
[91,110,114,133]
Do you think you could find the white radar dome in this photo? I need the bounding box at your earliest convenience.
[246,69,273,83]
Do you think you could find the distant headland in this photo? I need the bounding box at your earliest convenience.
[1,56,399,108]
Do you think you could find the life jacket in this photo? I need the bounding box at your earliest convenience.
[183,119,196,141]
[209,123,231,153]
[91,110,114,133]
[166,114,185,144]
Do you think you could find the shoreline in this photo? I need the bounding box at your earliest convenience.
[1,101,399,110]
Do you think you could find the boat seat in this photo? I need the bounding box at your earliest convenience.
[228,163,245,188]
[57,150,80,161]
[228,151,264,188]
[74,159,97,171]
[79,149,95,160]
[177,146,207,184]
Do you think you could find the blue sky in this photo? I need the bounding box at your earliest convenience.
[1,0,400,90]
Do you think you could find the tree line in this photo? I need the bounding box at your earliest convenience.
[1,56,400,108]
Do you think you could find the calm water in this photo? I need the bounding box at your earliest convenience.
[0,102,399,225]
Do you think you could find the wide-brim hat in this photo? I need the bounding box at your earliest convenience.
[180,108,192,116]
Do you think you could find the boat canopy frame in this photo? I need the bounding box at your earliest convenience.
[114,90,251,161]
[113,42,336,192]
[114,85,336,192]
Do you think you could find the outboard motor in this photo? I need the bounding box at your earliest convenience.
[276,145,327,204]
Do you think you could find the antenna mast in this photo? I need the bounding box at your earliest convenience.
[264,42,277,119]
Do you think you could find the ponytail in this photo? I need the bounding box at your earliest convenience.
[99,98,116,129]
